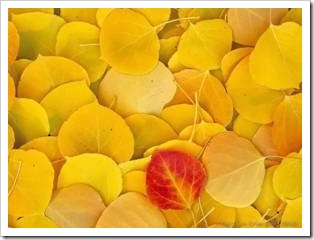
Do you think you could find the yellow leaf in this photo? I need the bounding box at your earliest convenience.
[8,125,15,150]
[233,115,261,140]
[177,19,232,70]
[9,59,32,86]
[272,94,302,156]
[95,192,167,227]
[280,197,302,228]
[160,104,213,133]
[9,215,58,228]
[168,51,186,73]
[123,171,147,195]
[96,8,113,27]
[119,156,151,175]
[9,98,49,147]
[144,139,203,159]
[8,74,15,111]
[40,81,96,135]
[253,165,282,217]
[227,8,288,46]
[100,8,159,75]
[58,102,134,163]
[56,21,107,82]
[179,122,226,146]
[125,113,177,158]
[273,154,302,200]
[58,153,122,205]
[159,36,180,65]
[8,8,54,19]
[60,8,97,25]
[221,47,253,80]
[202,132,265,207]
[18,55,90,102]
[281,8,302,25]
[11,12,65,59]
[46,183,106,227]
[226,56,284,124]
[133,8,171,26]
[249,22,302,90]
[235,206,266,228]
[8,22,19,69]
[98,62,176,117]
[9,149,54,216]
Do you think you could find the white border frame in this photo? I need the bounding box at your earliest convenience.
[1,1,311,237]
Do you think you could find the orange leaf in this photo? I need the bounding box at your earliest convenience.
[146,150,207,209]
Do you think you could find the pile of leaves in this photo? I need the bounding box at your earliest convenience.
[8,8,302,228]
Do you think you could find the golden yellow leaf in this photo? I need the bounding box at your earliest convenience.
[8,22,19,69]
[227,8,288,46]
[40,81,96,135]
[202,132,265,207]
[8,74,15,111]
[226,56,284,124]
[58,153,122,205]
[18,55,90,102]
[8,8,54,19]
[9,215,58,228]
[133,8,171,26]
[177,19,232,70]
[272,94,302,156]
[249,22,302,90]
[11,12,65,59]
[9,98,49,147]
[168,51,186,73]
[233,115,261,140]
[96,8,113,27]
[125,113,177,158]
[119,156,151,175]
[58,102,134,163]
[159,36,180,65]
[95,192,167,228]
[56,21,107,82]
[280,8,302,25]
[9,149,54,216]
[160,104,213,133]
[60,8,97,25]
[46,183,106,227]
[8,125,15,150]
[98,62,176,117]
[100,8,159,75]
[280,197,302,228]
[123,171,147,195]
[9,59,32,86]
[234,206,266,228]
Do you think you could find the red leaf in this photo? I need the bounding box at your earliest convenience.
[146,150,207,210]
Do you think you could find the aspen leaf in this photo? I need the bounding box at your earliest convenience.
[177,19,232,70]
[159,36,180,65]
[46,183,106,228]
[125,113,177,158]
[8,125,15,150]
[162,208,192,228]
[234,206,266,228]
[144,139,203,159]
[233,115,260,140]
[12,12,65,59]
[272,94,302,156]
[98,62,176,117]
[95,192,167,228]
[8,74,16,111]
[202,132,265,207]
[8,22,19,69]
[100,8,160,75]
[96,8,113,27]
[123,171,147,195]
[58,153,122,205]
[226,56,284,124]
[9,215,58,228]
[8,8,54,20]
[58,102,134,163]
[281,8,302,25]
[9,149,54,216]
[18,55,90,102]
[249,22,302,90]
[56,21,107,83]
[133,8,171,26]
[9,59,32,86]
[9,98,49,147]
[280,197,302,228]
[119,156,151,175]
[227,8,288,46]
[179,122,226,146]
[146,150,207,209]
[40,81,96,135]
[168,51,186,73]
[161,104,213,133]
[253,165,282,217]
[60,8,97,25]
[273,154,302,200]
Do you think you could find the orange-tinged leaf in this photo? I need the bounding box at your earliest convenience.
[202,132,265,207]
[146,150,207,209]
[272,94,302,156]
[95,192,167,228]
[8,22,19,69]
[46,183,106,228]
[226,56,284,124]
[227,8,288,46]
[100,8,159,75]
[249,22,302,90]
